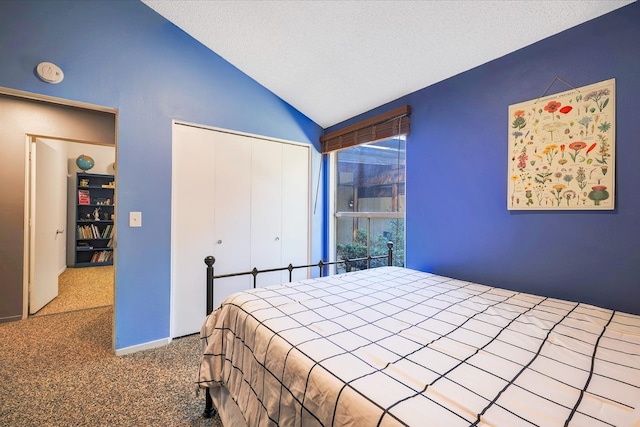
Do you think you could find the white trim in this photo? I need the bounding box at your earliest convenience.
[307,146,313,268]
[115,337,170,356]
[169,121,178,339]
[0,86,117,114]
[327,152,337,273]
[173,120,309,149]
[335,212,404,219]
[28,139,37,315]
[22,137,33,319]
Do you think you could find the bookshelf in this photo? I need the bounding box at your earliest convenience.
[67,172,115,267]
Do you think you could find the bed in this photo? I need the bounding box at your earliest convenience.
[197,265,640,426]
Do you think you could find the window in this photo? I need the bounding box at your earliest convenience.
[321,105,410,273]
[334,136,405,272]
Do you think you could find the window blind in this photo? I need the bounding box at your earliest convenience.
[320,105,410,153]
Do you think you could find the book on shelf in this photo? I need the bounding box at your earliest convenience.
[78,189,90,205]
[77,224,102,239]
[90,250,113,263]
[101,224,113,239]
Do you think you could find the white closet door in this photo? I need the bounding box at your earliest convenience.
[251,138,282,287]
[171,124,216,337]
[281,143,310,283]
[172,124,310,337]
[212,132,252,307]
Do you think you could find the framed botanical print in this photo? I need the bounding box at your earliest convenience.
[508,78,615,210]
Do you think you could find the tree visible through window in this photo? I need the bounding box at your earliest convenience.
[335,136,405,272]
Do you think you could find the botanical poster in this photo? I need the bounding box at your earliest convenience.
[508,78,615,210]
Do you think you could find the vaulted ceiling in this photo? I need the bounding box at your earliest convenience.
[142,0,634,128]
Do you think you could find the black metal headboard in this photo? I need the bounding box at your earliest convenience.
[204,241,394,315]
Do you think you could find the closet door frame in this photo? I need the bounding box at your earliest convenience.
[170,120,311,338]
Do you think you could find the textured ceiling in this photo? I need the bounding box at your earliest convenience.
[142,0,634,128]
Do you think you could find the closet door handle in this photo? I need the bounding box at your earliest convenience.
[217,240,222,244]
[275,237,280,241]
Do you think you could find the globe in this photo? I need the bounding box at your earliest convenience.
[76,155,95,171]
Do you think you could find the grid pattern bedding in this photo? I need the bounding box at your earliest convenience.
[197,267,640,426]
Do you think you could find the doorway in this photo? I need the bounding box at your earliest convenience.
[26,136,116,317]
[0,89,117,350]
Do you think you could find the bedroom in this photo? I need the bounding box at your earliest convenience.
[1,0,639,364]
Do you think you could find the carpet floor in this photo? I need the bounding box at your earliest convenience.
[34,266,114,316]
[0,306,224,426]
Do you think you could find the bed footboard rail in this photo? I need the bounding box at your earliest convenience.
[204,241,393,316]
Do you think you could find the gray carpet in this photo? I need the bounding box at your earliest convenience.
[0,307,223,426]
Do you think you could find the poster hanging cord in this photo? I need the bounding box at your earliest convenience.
[534,76,581,104]
[313,154,322,215]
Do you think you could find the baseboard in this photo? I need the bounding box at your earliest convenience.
[115,337,170,356]
[58,265,67,276]
[0,314,22,324]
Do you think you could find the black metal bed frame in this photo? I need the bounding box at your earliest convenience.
[201,241,394,418]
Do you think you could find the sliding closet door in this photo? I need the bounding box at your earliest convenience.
[171,124,216,338]
[252,141,310,286]
[172,123,309,337]
[212,132,252,306]
[251,138,282,287]
[281,143,310,283]
[172,126,251,337]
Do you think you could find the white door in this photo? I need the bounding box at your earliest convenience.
[171,124,309,337]
[281,143,310,283]
[251,138,282,287]
[212,132,252,306]
[29,140,64,314]
[172,126,252,337]
[171,125,216,337]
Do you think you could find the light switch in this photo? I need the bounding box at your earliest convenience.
[129,211,142,227]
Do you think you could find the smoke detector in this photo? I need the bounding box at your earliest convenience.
[36,62,64,84]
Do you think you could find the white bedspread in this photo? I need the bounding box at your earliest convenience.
[198,267,640,426]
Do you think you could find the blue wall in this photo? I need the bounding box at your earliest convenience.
[0,0,323,349]
[328,2,640,315]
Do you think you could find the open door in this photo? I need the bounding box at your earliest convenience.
[29,139,65,314]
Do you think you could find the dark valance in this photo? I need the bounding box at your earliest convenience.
[320,105,410,153]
